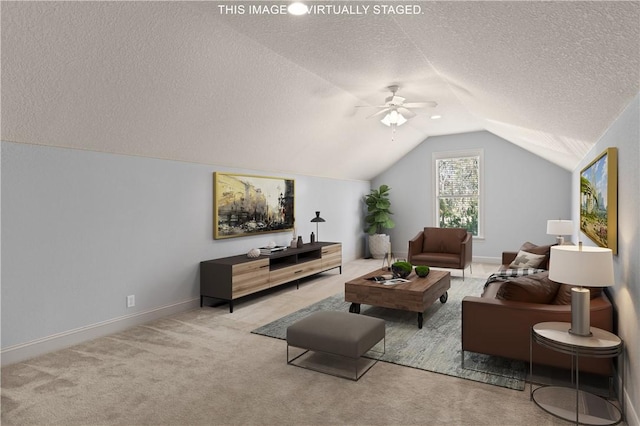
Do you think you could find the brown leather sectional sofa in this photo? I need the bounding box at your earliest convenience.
[461,246,613,376]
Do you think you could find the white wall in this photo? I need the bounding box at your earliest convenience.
[0,141,369,363]
[371,131,572,261]
[571,94,639,426]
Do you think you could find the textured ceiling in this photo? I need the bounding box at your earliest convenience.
[2,1,639,181]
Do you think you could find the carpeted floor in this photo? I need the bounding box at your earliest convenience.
[1,260,574,425]
[252,277,527,390]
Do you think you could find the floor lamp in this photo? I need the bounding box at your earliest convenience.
[548,243,614,336]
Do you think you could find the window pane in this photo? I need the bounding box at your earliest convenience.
[438,197,478,234]
[437,157,479,196]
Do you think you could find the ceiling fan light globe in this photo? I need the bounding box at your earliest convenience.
[381,110,407,126]
[287,2,308,15]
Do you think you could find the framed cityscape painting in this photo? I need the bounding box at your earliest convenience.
[580,147,617,254]
[213,172,295,239]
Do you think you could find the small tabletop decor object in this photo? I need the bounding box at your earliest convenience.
[247,248,260,258]
[391,261,412,279]
[415,265,430,277]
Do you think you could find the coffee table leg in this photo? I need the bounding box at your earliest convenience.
[349,303,361,314]
[440,292,448,303]
[418,313,423,329]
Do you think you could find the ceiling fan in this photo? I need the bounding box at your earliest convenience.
[362,85,438,127]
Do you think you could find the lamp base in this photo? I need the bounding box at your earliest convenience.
[556,236,565,245]
[568,287,592,337]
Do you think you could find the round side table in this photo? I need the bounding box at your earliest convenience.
[530,322,623,426]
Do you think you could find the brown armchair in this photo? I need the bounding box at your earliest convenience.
[408,227,473,279]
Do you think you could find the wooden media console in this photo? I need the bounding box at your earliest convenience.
[200,242,342,312]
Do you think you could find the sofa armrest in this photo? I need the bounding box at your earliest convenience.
[462,294,613,375]
[408,231,424,260]
[502,251,518,265]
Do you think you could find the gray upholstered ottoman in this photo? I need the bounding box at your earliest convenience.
[286,311,385,380]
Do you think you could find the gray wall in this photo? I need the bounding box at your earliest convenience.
[371,131,572,261]
[1,142,369,357]
[571,94,639,426]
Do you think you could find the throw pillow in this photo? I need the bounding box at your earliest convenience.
[508,250,546,269]
[552,284,603,305]
[519,242,554,268]
[496,272,560,304]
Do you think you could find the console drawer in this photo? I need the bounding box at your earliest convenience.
[269,259,322,287]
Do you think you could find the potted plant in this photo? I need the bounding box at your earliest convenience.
[364,184,395,259]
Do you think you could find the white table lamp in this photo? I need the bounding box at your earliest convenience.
[548,243,614,336]
[546,219,573,245]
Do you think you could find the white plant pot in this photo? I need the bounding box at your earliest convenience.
[368,234,390,259]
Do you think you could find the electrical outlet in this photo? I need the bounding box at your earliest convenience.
[127,295,135,308]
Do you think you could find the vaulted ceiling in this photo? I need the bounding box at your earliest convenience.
[2,1,639,181]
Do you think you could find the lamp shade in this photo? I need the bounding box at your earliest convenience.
[546,219,573,236]
[549,245,614,288]
[310,211,325,223]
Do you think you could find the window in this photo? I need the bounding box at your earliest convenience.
[433,150,483,237]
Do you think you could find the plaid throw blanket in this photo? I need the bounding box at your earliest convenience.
[484,268,547,288]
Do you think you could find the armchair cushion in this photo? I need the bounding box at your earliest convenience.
[422,227,469,254]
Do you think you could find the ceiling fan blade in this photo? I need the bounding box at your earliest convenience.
[402,101,438,108]
[386,95,406,106]
[397,107,416,118]
[366,108,391,119]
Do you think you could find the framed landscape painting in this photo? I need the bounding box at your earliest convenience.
[580,147,617,254]
[213,172,295,239]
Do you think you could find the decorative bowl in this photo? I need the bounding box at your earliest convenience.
[415,265,430,278]
[391,261,413,279]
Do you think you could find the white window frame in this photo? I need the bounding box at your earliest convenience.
[432,149,484,239]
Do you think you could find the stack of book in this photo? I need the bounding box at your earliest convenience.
[259,246,287,255]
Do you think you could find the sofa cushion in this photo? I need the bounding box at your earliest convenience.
[508,250,546,269]
[552,284,603,305]
[496,271,560,304]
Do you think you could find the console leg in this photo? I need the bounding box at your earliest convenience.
[229,301,233,313]
[200,296,203,308]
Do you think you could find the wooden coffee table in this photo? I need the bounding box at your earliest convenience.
[345,269,451,329]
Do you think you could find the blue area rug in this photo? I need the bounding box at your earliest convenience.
[252,276,527,390]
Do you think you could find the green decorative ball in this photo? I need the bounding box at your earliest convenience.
[391,261,413,279]
[415,265,430,277]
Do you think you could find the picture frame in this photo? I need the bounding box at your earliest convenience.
[213,172,295,239]
[580,147,617,254]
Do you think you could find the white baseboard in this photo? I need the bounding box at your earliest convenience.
[393,253,500,265]
[623,384,639,426]
[473,256,501,264]
[1,298,200,366]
